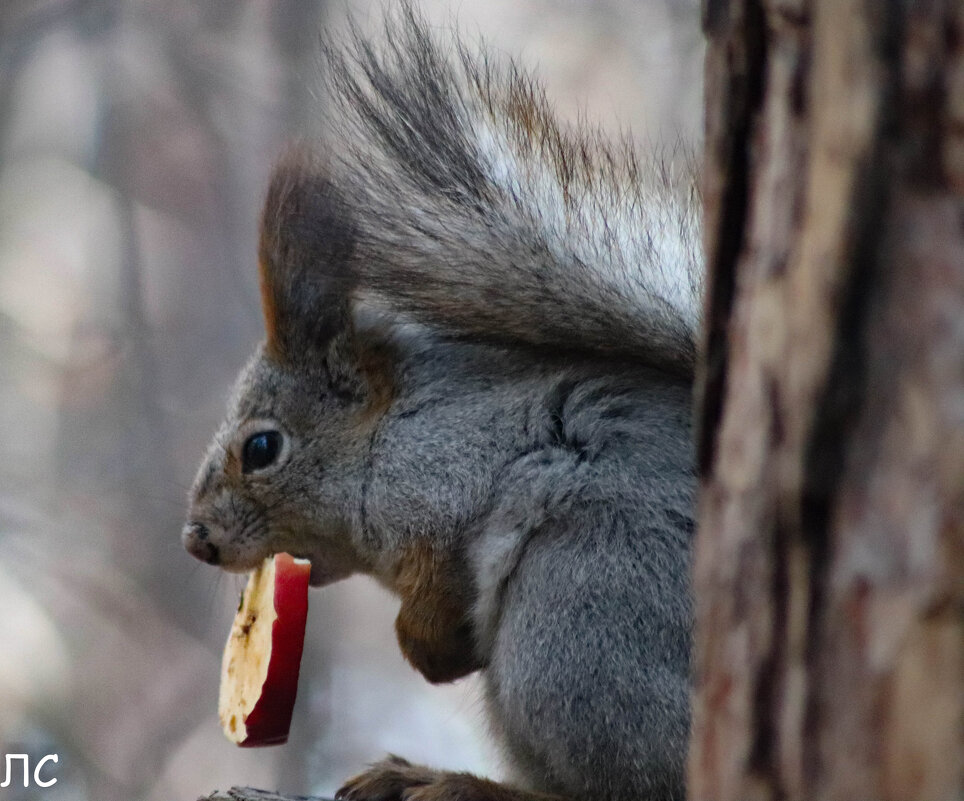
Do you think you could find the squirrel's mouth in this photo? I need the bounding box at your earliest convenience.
[188,524,360,588]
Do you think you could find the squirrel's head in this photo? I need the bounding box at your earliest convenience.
[183,151,389,585]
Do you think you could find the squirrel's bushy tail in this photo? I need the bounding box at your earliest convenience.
[321,4,702,375]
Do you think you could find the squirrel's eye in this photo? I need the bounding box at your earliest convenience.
[242,431,282,473]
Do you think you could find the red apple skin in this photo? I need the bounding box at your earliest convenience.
[230,553,310,747]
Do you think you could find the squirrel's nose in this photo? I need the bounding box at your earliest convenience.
[182,521,220,565]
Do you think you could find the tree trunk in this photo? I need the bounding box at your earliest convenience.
[690,1,963,800]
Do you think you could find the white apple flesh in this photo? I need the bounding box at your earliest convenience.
[219,552,310,747]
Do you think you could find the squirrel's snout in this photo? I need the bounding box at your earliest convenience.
[182,521,220,565]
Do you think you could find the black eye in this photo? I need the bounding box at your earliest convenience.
[242,431,282,473]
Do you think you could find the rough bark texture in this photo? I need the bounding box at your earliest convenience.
[691,1,964,800]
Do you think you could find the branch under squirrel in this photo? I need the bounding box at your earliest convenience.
[199,788,334,801]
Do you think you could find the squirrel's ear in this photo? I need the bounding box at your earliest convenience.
[258,147,356,364]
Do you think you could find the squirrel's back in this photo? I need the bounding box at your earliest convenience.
[318,4,701,375]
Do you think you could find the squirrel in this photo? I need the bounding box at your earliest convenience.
[183,6,701,801]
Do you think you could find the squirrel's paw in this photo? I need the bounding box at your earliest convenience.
[336,755,437,801]
[335,755,562,801]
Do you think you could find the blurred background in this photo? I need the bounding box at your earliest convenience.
[0,1,702,799]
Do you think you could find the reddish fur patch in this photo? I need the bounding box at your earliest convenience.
[258,259,283,359]
[393,542,483,683]
[354,340,396,423]
[223,442,241,477]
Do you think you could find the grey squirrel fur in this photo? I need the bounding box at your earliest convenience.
[184,6,700,801]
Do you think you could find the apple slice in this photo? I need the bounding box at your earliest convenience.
[219,552,310,747]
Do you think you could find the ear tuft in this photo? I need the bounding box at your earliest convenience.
[258,146,356,362]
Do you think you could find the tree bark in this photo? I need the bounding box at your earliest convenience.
[691,1,963,800]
